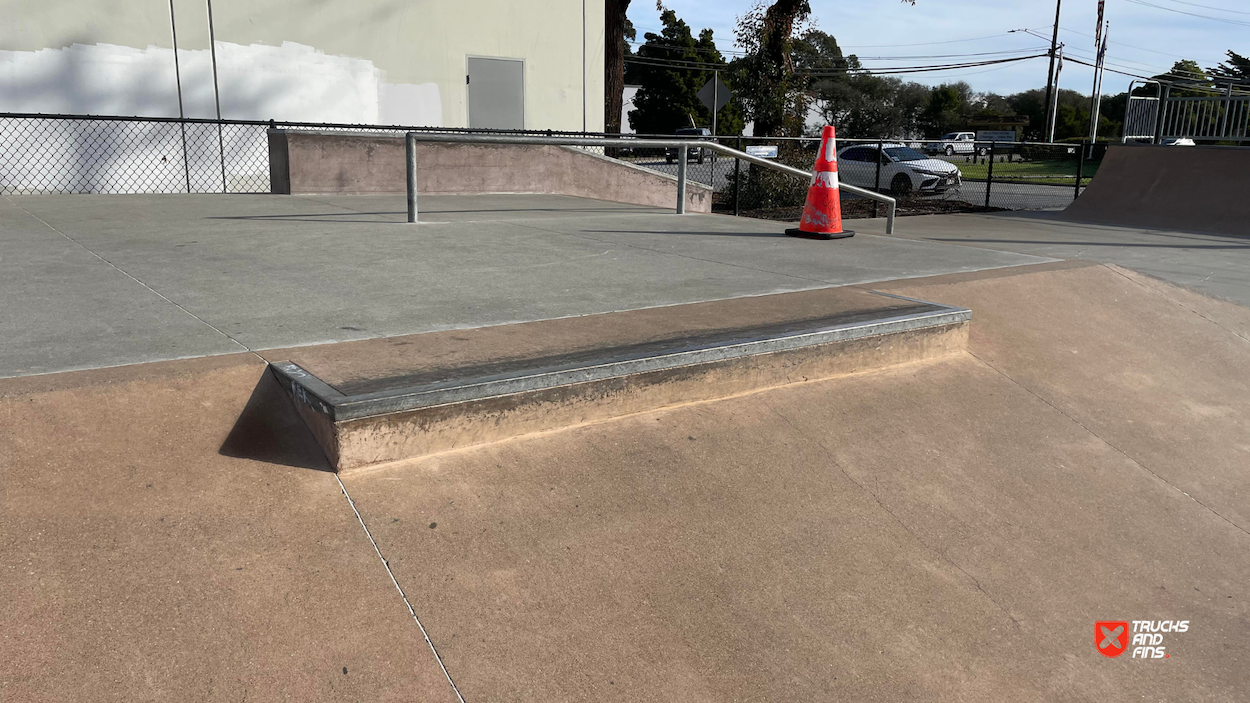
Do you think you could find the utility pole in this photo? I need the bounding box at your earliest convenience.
[1043,0,1063,141]
[1088,22,1109,151]
[1048,45,1064,143]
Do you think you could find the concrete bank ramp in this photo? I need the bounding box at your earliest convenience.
[267,131,713,212]
[1061,144,1250,236]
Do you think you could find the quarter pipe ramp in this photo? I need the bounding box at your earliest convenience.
[1061,144,1250,236]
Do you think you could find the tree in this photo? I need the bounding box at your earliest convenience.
[1001,88,1119,141]
[604,0,633,135]
[730,0,917,137]
[1208,50,1250,84]
[1153,60,1211,97]
[921,82,975,136]
[729,0,812,137]
[627,10,744,135]
[796,30,930,138]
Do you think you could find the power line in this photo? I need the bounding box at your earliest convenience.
[1063,55,1233,94]
[1148,0,1250,16]
[628,39,1048,63]
[1058,27,1224,64]
[624,53,1049,77]
[1123,0,1250,27]
[801,54,1049,76]
[836,29,1051,49]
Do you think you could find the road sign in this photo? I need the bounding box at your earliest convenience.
[745,145,778,158]
[976,130,1017,143]
[697,76,732,114]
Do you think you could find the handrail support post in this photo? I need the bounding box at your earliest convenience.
[676,152,687,214]
[405,132,418,223]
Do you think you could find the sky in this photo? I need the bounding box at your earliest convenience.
[626,0,1249,97]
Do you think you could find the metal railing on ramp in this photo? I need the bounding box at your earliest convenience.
[401,132,898,234]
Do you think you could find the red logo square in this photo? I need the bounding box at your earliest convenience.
[1096,621,1129,657]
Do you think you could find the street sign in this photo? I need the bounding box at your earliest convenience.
[697,76,732,114]
[745,145,778,158]
[976,130,1018,142]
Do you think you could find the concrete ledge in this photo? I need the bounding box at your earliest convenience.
[271,298,970,471]
[268,129,712,212]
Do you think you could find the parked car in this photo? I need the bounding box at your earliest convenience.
[836,143,962,196]
[924,131,988,157]
[666,127,710,164]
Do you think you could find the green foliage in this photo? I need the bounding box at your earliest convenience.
[1153,60,1213,97]
[627,10,744,136]
[922,82,974,135]
[729,141,813,209]
[727,0,813,138]
[1208,51,1250,83]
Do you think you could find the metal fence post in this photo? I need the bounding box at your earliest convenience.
[1074,140,1085,201]
[676,149,688,214]
[984,142,996,209]
[873,139,883,218]
[405,132,418,223]
[734,136,742,217]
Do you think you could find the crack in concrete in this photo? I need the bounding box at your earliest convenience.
[335,474,467,703]
[763,402,1024,629]
[3,195,262,362]
[967,349,1250,540]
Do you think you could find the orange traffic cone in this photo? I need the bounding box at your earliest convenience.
[786,125,853,240]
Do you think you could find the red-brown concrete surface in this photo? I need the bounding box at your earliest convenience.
[0,358,459,702]
[342,263,1248,701]
[3,263,1248,701]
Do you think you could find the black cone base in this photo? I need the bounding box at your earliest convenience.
[785,228,855,240]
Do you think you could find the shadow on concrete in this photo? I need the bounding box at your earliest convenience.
[996,210,1250,242]
[219,369,331,471]
[206,207,660,224]
[930,238,1250,250]
[581,229,789,238]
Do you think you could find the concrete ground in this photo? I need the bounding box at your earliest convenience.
[857,210,1250,307]
[3,193,1248,700]
[0,193,1048,378]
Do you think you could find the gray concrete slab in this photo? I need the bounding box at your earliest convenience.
[0,193,1053,378]
[0,197,243,377]
[853,209,1250,306]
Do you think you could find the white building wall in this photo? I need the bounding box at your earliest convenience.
[0,0,605,131]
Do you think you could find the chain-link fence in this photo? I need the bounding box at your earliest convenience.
[1,113,1108,220]
[0,115,271,194]
[713,136,1108,221]
[0,113,616,195]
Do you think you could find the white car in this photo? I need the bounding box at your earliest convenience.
[836,143,962,196]
[925,131,988,157]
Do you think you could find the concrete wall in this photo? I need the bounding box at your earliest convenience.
[269,131,711,212]
[0,0,604,131]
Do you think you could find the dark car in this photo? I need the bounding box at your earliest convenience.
[666,127,710,164]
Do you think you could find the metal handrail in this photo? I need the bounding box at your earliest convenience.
[403,132,897,233]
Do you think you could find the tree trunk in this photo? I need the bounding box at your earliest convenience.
[755,0,809,137]
[604,0,631,135]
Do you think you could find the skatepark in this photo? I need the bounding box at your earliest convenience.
[3,140,1249,701]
